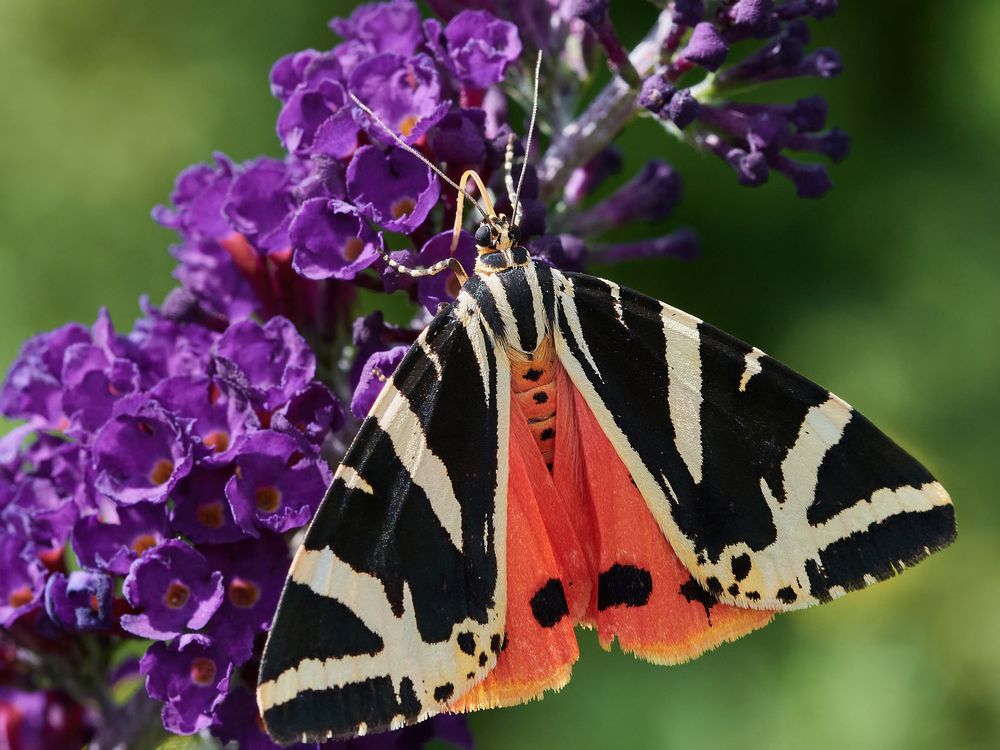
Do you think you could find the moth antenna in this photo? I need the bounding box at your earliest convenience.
[451,170,498,252]
[504,133,517,208]
[511,51,542,228]
[348,92,487,222]
[349,92,477,280]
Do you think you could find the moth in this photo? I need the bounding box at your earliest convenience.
[257,58,956,745]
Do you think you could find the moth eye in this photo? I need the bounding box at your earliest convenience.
[474,225,493,246]
[508,226,520,243]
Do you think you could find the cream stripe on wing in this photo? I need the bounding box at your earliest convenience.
[524,262,549,342]
[552,271,602,380]
[661,303,704,485]
[371,381,464,552]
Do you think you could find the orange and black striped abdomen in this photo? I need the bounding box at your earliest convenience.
[509,338,559,468]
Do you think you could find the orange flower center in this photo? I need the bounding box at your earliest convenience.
[398,114,419,137]
[149,459,174,485]
[164,581,191,609]
[131,534,158,556]
[343,237,365,262]
[390,197,416,219]
[8,586,33,608]
[190,657,217,686]
[228,577,261,609]
[203,430,230,453]
[254,485,282,513]
[195,501,225,529]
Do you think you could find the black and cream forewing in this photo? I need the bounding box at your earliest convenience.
[257,302,512,744]
[551,268,955,611]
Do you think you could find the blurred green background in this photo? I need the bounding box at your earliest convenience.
[1,2,997,749]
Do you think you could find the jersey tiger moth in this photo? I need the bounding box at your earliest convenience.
[256,63,956,745]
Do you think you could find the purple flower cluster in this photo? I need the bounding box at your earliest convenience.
[0,304,348,742]
[2,1,848,747]
[637,0,849,196]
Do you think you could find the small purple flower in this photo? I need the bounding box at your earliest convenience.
[60,343,141,435]
[201,535,288,665]
[289,198,382,280]
[129,301,220,381]
[140,634,232,735]
[672,0,705,26]
[92,395,194,505]
[120,539,224,640]
[212,317,316,412]
[150,376,259,463]
[223,158,297,253]
[347,146,440,233]
[426,10,522,89]
[728,0,777,38]
[4,475,80,551]
[152,154,235,242]
[351,346,408,419]
[564,147,623,206]
[277,75,359,159]
[679,22,729,71]
[170,239,261,322]
[349,53,451,145]
[211,687,313,750]
[429,109,487,168]
[226,430,331,535]
[349,311,419,389]
[330,0,424,57]
[415,230,476,314]
[72,502,170,575]
[270,49,329,101]
[271,381,344,446]
[170,465,245,545]
[572,160,682,236]
[0,535,47,626]
[0,323,91,426]
[44,570,112,632]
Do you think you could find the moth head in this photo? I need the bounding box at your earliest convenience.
[474,215,518,253]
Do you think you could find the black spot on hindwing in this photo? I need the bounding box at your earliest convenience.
[597,564,653,610]
[731,554,751,581]
[679,576,717,621]
[433,683,454,702]
[530,578,570,627]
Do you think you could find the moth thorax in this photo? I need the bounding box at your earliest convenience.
[509,337,559,469]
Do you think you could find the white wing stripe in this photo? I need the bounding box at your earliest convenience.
[661,304,704,485]
[372,381,464,552]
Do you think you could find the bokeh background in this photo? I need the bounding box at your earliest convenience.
[1,2,997,749]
